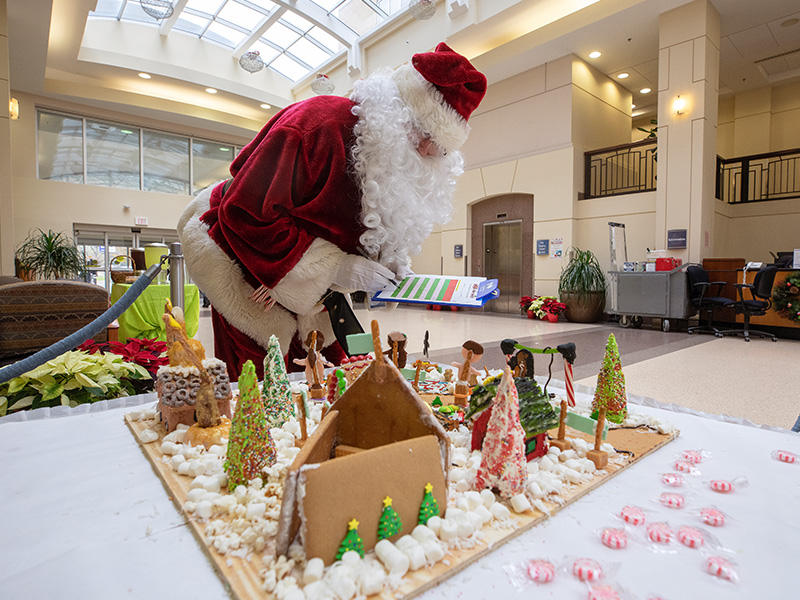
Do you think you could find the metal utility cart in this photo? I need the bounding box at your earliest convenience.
[607,264,696,332]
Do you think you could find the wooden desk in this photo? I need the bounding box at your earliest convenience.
[702,257,744,322]
[734,269,800,329]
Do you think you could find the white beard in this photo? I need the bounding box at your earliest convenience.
[350,69,464,275]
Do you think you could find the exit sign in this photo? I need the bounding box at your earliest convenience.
[135,216,148,226]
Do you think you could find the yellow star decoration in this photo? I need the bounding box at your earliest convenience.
[424,482,433,494]
[348,518,359,530]
[382,496,393,508]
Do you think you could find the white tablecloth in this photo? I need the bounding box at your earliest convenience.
[1,384,798,599]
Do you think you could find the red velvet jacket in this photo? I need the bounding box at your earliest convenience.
[201,95,365,291]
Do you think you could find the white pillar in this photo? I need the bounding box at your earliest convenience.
[0,0,14,275]
[656,0,720,263]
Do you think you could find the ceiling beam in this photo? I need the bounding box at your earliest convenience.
[233,7,288,59]
[159,0,190,35]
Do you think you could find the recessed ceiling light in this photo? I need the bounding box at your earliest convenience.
[617,72,629,79]
[589,51,601,59]
[205,88,217,94]
[640,87,652,94]
[138,73,151,79]
[260,103,271,109]
[780,17,799,27]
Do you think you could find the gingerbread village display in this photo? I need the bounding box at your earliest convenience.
[126,310,678,600]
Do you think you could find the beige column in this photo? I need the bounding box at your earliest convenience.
[656,0,720,263]
[0,0,14,275]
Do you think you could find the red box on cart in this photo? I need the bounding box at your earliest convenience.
[655,257,682,271]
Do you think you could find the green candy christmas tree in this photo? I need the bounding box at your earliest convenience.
[591,333,628,424]
[377,496,402,540]
[262,335,295,428]
[418,482,440,525]
[336,518,365,560]
[225,360,276,489]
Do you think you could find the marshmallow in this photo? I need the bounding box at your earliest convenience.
[195,500,213,519]
[510,494,532,514]
[359,563,386,596]
[411,525,437,544]
[160,441,180,455]
[464,491,482,511]
[187,488,208,502]
[425,516,442,535]
[177,462,191,476]
[164,429,186,444]
[490,503,510,520]
[246,502,267,520]
[395,536,426,570]
[480,489,496,508]
[474,505,493,525]
[374,540,409,576]
[421,539,444,563]
[438,519,458,542]
[171,454,186,470]
[140,429,159,443]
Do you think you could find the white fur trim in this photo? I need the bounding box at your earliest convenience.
[269,239,346,315]
[177,185,302,355]
[391,64,470,151]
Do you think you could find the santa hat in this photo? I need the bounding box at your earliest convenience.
[392,42,487,152]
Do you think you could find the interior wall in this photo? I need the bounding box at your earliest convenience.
[716,197,800,262]
[9,91,254,248]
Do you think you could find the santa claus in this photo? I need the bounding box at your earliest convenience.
[178,43,487,379]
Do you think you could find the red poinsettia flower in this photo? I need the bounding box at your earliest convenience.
[78,337,169,378]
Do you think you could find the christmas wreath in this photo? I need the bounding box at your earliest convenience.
[772,272,800,324]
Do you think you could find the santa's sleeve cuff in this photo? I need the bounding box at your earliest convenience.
[269,238,346,315]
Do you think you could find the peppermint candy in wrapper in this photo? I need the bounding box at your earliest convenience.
[677,526,705,549]
[661,472,684,487]
[620,505,645,526]
[573,558,604,582]
[706,555,738,582]
[647,522,673,544]
[773,450,797,464]
[674,460,696,474]
[710,479,732,493]
[700,507,725,527]
[527,559,555,583]
[682,450,703,464]
[588,584,621,600]
[601,528,628,549]
[659,492,685,509]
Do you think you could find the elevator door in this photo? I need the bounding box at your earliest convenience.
[483,221,521,313]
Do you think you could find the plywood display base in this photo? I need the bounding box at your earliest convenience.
[126,415,677,600]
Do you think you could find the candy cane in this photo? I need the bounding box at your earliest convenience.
[563,360,575,407]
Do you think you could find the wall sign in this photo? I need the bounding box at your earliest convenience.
[454,244,463,258]
[667,229,687,249]
[536,239,549,255]
[550,238,563,259]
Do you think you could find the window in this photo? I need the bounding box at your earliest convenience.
[37,109,241,197]
[193,140,234,193]
[86,120,141,190]
[144,130,190,195]
[37,112,84,183]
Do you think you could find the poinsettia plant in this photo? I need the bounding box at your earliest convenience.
[519,295,535,310]
[527,296,567,318]
[77,337,168,380]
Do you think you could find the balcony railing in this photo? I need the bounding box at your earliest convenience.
[716,147,800,204]
[584,139,657,199]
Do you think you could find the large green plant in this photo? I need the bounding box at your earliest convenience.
[558,248,607,300]
[15,229,83,280]
[0,350,150,416]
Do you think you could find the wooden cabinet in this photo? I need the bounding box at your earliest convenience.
[701,257,744,322]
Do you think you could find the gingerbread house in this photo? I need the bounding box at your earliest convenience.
[276,350,450,565]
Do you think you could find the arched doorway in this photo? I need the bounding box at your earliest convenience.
[470,194,534,313]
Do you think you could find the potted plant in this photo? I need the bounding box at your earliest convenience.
[558,247,607,323]
[15,229,83,280]
[519,295,535,318]
[527,296,567,322]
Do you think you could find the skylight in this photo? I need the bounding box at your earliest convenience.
[88,0,409,83]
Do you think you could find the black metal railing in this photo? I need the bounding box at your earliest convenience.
[584,139,657,199]
[717,147,800,204]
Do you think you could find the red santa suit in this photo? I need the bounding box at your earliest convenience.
[178,43,486,379]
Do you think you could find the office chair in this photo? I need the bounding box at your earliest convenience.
[686,265,730,337]
[718,265,779,342]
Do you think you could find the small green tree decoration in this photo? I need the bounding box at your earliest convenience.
[336,518,365,560]
[418,482,440,525]
[225,360,276,489]
[377,496,402,540]
[591,333,628,424]
[262,335,295,428]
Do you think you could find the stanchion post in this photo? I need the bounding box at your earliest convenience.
[169,242,185,311]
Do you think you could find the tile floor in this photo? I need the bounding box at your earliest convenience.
[196,306,800,430]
